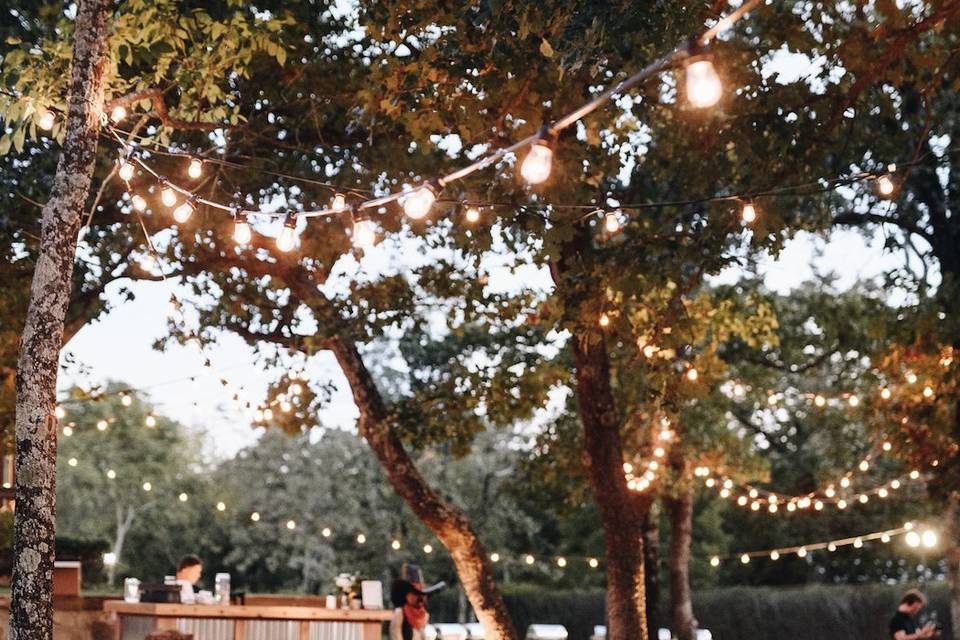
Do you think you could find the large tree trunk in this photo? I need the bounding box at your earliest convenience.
[329,337,518,640]
[10,2,111,640]
[665,489,698,640]
[570,334,650,640]
[642,505,662,638]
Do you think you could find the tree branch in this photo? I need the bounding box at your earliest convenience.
[106,88,237,131]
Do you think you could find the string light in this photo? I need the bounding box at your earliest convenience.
[37,109,55,131]
[391,539,401,550]
[187,158,203,179]
[286,520,296,530]
[216,501,226,512]
[173,198,195,224]
[179,492,189,502]
[685,58,722,108]
[250,512,260,522]
[520,131,556,185]
[356,533,367,544]
[118,159,135,181]
[276,213,298,252]
[604,211,622,233]
[741,202,757,224]
[131,194,147,212]
[110,105,127,123]
[160,184,178,207]
[686,367,699,381]
[97,419,108,431]
[877,175,895,197]
[145,414,157,427]
[120,393,132,407]
[68,458,78,467]
[465,206,481,223]
[321,527,332,537]
[55,406,66,419]
[524,554,535,565]
[599,312,611,328]
[557,557,567,567]
[588,558,599,568]
[352,211,377,249]
[423,544,433,554]
[403,182,440,219]
[233,210,252,244]
[106,469,116,479]
[331,193,347,211]
[142,482,152,491]
[62,426,73,436]
[490,553,500,563]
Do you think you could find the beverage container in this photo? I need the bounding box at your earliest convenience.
[123,578,141,603]
[325,594,336,609]
[214,573,231,605]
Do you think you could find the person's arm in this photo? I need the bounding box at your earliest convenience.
[389,608,404,640]
[894,623,936,640]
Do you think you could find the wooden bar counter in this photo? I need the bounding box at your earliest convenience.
[104,601,392,640]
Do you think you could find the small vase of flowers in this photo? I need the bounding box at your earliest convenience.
[334,573,358,609]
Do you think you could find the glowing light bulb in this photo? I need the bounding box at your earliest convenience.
[891,480,901,489]
[520,140,554,185]
[276,214,297,252]
[263,408,273,421]
[881,533,890,543]
[118,160,135,181]
[921,530,937,548]
[878,488,888,498]
[321,527,332,537]
[599,312,611,328]
[391,539,401,550]
[848,395,860,407]
[120,394,132,407]
[290,383,303,395]
[905,531,920,547]
[250,512,260,522]
[131,194,147,212]
[161,186,178,207]
[179,492,189,502]
[423,544,433,554]
[751,501,760,511]
[55,406,66,419]
[187,158,203,179]
[524,554,535,565]
[825,486,836,498]
[352,217,377,249]
[880,388,891,400]
[686,59,722,108]
[923,386,934,398]
[840,477,851,488]
[62,426,73,437]
[356,533,366,544]
[877,175,895,197]
[143,482,152,491]
[403,184,438,219]
[37,109,55,131]
[770,550,780,560]
[740,554,750,564]
[814,395,826,407]
[465,206,480,223]
[110,105,127,123]
[814,501,824,511]
[837,499,847,510]
[859,494,869,504]
[910,470,920,480]
[280,401,292,413]
[604,211,621,233]
[68,458,78,467]
[331,193,347,211]
[216,501,226,512]
[173,200,194,223]
[737,496,748,506]
[796,547,807,558]
[686,368,699,382]
[557,557,567,567]
[710,556,720,567]
[827,542,837,552]
[233,217,252,244]
[145,415,156,427]
[858,460,869,472]
[490,553,500,562]
[882,440,892,451]
[97,419,108,431]
[906,371,918,384]
[588,558,599,568]
[741,202,757,224]
[286,520,296,530]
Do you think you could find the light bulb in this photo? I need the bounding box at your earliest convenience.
[770,551,780,560]
[520,140,553,185]
[599,312,610,328]
[391,539,401,550]
[905,531,921,547]
[118,160,135,181]
[250,512,260,522]
[840,477,850,488]
[110,105,127,123]
[741,202,757,223]
[710,556,720,567]
[524,554,535,565]
[68,457,78,467]
[143,482,152,491]
[121,394,132,407]
[423,544,433,554]
[234,218,252,245]
[179,492,189,502]
[55,405,66,419]
[796,547,807,558]
[880,388,891,400]
[145,415,156,427]
[465,206,480,223]
[62,426,73,437]
[161,186,178,207]
[173,200,194,223]
[906,371,918,384]
[877,175,895,197]
[923,386,934,398]
[740,554,750,564]
[352,217,376,249]
[921,530,937,548]
[588,558,599,568]
[331,193,347,211]
[881,533,890,543]
[37,109,55,131]
[837,499,847,510]
[131,194,147,212]
[604,211,621,233]
[403,184,437,219]
[276,220,297,252]
[321,527,332,537]
[187,158,203,179]
[848,395,860,407]
[814,395,826,407]
[557,557,567,567]
[97,419,108,431]
[106,469,116,479]
[490,553,501,563]
[827,542,837,552]
[686,368,699,381]
[286,520,296,530]
[858,460,869,472]
[686,59,722,108]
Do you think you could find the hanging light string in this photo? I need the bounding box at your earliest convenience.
[709,521,938,566]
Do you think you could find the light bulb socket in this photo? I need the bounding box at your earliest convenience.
[232,207,247,224]
[423,178,443,197]
[282,212,297,229]
[351,206,370,224]
[535,126,558,149]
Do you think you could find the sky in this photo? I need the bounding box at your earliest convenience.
[59,224,907,461]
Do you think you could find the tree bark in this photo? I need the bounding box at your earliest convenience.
[329,337,518,640]
[642,505,662,638]
[945,496,960,640]
[665,490,698,640]
[11,2,111,639]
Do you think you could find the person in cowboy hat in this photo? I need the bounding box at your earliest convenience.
[390,564,445,640]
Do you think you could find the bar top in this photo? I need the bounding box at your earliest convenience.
[104,601,394,622]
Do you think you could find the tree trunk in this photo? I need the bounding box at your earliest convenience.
[642,504,662,638]
[570,334,650,640]
[945,497,960,640]
[329,337,518,640]
[108,505,136,586]
[665,490,698,640]
[10,2,111,640]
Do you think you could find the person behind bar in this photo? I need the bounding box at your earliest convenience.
[175,554,203,604]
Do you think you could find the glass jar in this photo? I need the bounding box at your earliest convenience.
[214,573,231,605]
[123,578,141,603]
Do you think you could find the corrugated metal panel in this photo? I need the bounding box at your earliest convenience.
[308,621,362,640]
[177,617,234,640]
[246,620,299,640]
